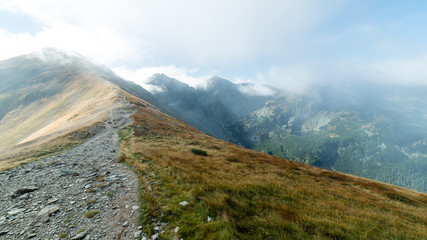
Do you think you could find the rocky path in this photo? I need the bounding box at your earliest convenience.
[0,103,143,240]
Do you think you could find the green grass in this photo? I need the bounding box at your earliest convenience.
[86,199,97,205]
[119,105,427,240]
[59,233,68,238]
[84,210,100,218]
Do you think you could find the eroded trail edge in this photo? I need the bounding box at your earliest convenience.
[0,102,141,240]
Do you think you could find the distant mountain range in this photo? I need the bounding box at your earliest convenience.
[145,74,427,192]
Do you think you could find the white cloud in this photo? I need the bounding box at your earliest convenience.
[113,65,212,92]
[369,56,427,85]
[0,0,342,68]
[0,29,40,59]
[0,25,145,66]
[257,65,316,93]
[1,0,427,94]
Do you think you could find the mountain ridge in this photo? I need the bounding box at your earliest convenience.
[0,48,160,169]
[0,50,426,239]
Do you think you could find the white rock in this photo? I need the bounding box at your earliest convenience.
[7,208,25,216]
[71,231,87,240]
[48,198,59,204]
[174,226,179,233]
[38,205,60,216]
[132,206,139,211]
[123,221,129,227]
[207,216,212,222]
[152,233,159,240]
[179,201,188,206]
[134,231,142,239]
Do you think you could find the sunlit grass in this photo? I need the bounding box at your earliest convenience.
[0,73,121,170]
[120,103,427,240]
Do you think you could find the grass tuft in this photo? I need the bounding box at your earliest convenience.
[59,233,68,239]
[191,148,208,156]
[84,210,100,218]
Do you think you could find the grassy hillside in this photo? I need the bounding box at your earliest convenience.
[119,95,427,240]
[0,57,122,170]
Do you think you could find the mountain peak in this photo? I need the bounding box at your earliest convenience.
[207,76,233,85]
[205,76,236,91]
[148,73,192,92]
[27,47,90,66]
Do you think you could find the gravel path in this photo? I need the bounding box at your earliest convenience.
[0,102,142,240]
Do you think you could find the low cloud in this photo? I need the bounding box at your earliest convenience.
[258,65,316,94]
[252,54,427,96]
[113,65,212,92]
[369,56,427,86]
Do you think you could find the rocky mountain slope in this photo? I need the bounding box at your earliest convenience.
[0,101,142,240]
[0,49,170,239]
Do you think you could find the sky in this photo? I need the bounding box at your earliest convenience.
[1,0,427,93]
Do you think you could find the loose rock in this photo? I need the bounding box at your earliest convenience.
[152,233,160,240]
[37,205,60,216]
[71,231,87,240]
[7,208,25,216]
[134,230,142,239]
[10,186,38,198]
[0,101,140,240]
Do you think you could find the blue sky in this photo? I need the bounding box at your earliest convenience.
[1,0,427,93]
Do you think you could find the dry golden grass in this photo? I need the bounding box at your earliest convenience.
[0,72,122,170]
[120,105,427,240]
[0,120,103,171]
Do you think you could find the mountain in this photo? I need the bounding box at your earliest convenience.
[0,50,426,239]
[0,48,157,169]
[146,77,427,192]
[146,74,270,139]
[232,92,427,192]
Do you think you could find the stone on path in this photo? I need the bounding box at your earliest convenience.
[134,230,142,239]
[70,231,88,240]
[11,186,38,198]
[38,205,60,216]
[7,208,25,216]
